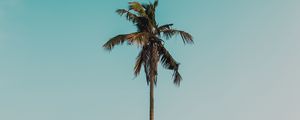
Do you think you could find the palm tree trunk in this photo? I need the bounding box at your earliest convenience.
[149,43,158,120]
[149,77,154,120]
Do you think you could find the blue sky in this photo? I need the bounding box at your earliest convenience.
[1,0,300,120]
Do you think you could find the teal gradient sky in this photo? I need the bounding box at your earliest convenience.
[1,0,300,120]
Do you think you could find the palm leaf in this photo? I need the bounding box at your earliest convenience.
[159,46,182,85]
[128,2,147,17]
[134,46,149,76]
[103,35,127,50]
[158,24,173,31]
[154,0,158,8]
[161,29,194,44]
[116,9,138,23]
[159,46,178,70]
[126,32,149,46]
[173,70,182,86]
[103,32,149,50]
[161,29,193,44]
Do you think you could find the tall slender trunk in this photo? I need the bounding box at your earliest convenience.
[149,42,158,120]
[149,43,158,120]
[150,77,154,120]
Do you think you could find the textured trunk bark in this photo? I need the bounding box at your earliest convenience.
[150,78,154,120]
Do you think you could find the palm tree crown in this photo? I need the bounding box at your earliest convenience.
[103,0,193,85]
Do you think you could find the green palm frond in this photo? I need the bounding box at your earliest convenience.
[116,9,138,23]
[103,32,149,50]
[128,2,147,17]
[161,29,193,44]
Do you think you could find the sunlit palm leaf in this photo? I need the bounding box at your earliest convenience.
[128,2,147,17]
[103,32,149,50]
[126,32,149,46]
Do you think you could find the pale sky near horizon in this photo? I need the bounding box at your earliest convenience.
[1,0,300,120]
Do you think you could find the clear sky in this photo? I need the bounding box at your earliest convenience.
[1,0,300,120]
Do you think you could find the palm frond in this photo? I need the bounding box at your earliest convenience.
[103,35,127,51]
[126,32,149,46]
[159,46,182,85]
[158,24,173,31]
[134,51,144,76]
[159,46,178,70]
[116,9,138,23]
[103,32,149,50]
[128,2,147,16]
[154,0,158,8]
[134,46,149,76]
[161,29,194,44]
[173,70,182,86]
[143,3,155,18]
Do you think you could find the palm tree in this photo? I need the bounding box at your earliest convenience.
[103,0,193,120]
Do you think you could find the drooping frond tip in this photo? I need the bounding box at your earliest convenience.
[154,0,158,8]
[173,70,182,86]
[159,46,183,86]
